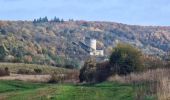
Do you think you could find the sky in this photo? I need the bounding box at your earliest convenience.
[0,0,170,26]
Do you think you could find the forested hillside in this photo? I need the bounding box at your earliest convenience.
[0,19,169,68]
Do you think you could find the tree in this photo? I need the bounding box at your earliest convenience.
[33,19,37,23]
[60,19,64,23]
[0,44,8,60]
[53,17,60,22]
[42,16,48,22]
[109,43,144,75]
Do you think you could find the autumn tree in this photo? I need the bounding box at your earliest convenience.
[110,43,144,75]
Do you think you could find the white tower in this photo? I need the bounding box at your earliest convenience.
[90,39,96,50]
[84,37,100,56]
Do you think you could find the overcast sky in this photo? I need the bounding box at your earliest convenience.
[0,0,170,26]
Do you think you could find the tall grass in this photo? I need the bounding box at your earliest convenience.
[108,68,170,100]
[157,77,170,100]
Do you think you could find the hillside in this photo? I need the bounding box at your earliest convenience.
[0,20,169,67]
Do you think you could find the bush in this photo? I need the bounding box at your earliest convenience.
[95,61,111,82]
[79,58,96,83]
[49,70,79,83]
[48,72,65,83]
[79,60,111,83]
[17,69,33,75]
[34,68,42,74]
[64,64,75,69]
[109,43,144,75]
[0,67,10,76]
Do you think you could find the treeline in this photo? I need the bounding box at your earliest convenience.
[33,16,65,23]
[0,43,80,69]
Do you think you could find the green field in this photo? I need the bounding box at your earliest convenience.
[0,80,156,100]
[0,80,136,100]
[0,63,156,100]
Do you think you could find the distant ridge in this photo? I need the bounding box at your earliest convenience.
[0,20,169,66]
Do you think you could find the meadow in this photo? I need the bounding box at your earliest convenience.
[0,80,155,100]
[0,62,169,100]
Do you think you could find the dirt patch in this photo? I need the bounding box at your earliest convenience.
[0,74,51,83]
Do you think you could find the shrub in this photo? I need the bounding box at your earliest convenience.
[79,58,96,83]
[34,68,42,74]
[110,43,144,75]
[64,64,75,69]
[17,69,33,75]
[79,60,111,83]
[95,61,111,82]
[49,70,79,83]
[48,72,65,83]
[64,70,80,83]
[0,67,10,76]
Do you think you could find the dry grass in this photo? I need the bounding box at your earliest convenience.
[0,74,51,82]
[157,77,170,100]
[108,68,170,100]
[0,63,79,83]
[0,63,71,74]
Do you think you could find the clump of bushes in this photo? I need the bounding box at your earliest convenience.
[79,58,97,83]
[17,68,43,75]
[79,58,111,83]
[95,61,111,82]
[49,70,79,83]
[0,67,10,76]
[64,64,75,69]
[48,75,63,83]
[34,68,42,74]
[17,69,33,75]
[79,43,145,83]
[48,72,65,83]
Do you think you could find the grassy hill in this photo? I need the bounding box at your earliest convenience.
[0,80,155,100]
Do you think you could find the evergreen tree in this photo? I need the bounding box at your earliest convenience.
[53,17,60,22]
[60,19,64,23]
[43,16,48,22]
[33,19,37,23]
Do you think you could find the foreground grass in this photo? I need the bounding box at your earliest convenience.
[0,80,140,100]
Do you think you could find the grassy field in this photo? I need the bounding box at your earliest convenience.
[0,63,75,74]
[0,80,151,100]
[0,63,158,100]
